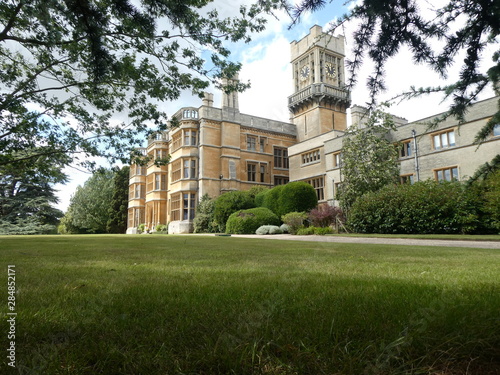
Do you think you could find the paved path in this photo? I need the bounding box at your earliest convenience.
[226,234,500,249]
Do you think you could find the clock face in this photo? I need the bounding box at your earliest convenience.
[300,65,310,81]
[325,63,336,78]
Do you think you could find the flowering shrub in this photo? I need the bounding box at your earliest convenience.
[308,205,344,228]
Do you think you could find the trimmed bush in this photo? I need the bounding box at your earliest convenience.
[277,181,318,217]
[256,182,317,218]
[256,185,284,216]
[256,225,283,235]
[226,207,280,234]
[281,212,308,235]
[213,191,255,232]
[348,180,483,234]
[247,185,269,200]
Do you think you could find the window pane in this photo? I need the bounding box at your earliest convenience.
[434,135,441,149]
[183,160,189,178]
[406,142,412,156]
[441,133,448,148]
[191,160,196,178]
[247,137,256,151]
[448,131,455,146]
[437,170,443,180]
[452,167,458,180]
[494,124,500,136]
[444,169,451,181]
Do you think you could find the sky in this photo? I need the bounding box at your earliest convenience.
[53,0,497,212]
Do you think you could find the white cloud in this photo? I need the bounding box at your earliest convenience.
[239,35,292,122]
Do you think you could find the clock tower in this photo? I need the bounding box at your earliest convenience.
[288,25,351,142]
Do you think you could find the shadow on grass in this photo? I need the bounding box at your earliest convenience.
[15,271,500,375]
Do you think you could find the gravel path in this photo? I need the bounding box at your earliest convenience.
[227,234,500,249]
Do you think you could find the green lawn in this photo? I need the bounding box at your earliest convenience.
[326,233,500,241]
[1,235,499,374]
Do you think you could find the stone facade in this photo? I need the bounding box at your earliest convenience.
[127,86,297,234]
[127,25,500,234]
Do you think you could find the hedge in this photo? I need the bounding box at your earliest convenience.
[226,207,280,234]
[213,191,255,232]
[348,180,483,234]
[256,182,317,217]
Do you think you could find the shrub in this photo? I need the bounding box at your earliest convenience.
[213,191,255,232]
[256,225,283,235]
[308,205,344,227]
[278,182,318,217]
[269,226,283,234]
[348,180,483,234]
[254,190,266,208]
[256,185,284,216]
[138,223,146,234]
[193,194,218,233]
[155,224,168,234]
[247,186,269,200]
[482,169,500,232]
[296,226,316,235]
[314,226,334,235]
[280,224,290,233]
[281,212,308,235]
[296,226,334,235]
[226,207,280,234]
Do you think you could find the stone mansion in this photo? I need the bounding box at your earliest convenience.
[127,25,500,234]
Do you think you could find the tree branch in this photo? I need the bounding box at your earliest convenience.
[0,0,26,42]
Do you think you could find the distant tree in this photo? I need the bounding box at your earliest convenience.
[61,169,114,233]
[0,157,67,234]
[336,107,400,212]
[282,0,500,142]
[106,166,130,234]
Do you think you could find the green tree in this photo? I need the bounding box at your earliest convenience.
[106,166,130,234]
[0,157,67,234]
[283,0,499,142]
[0,0,278,170]
[61,169,115,233]
[336,107,400,212]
